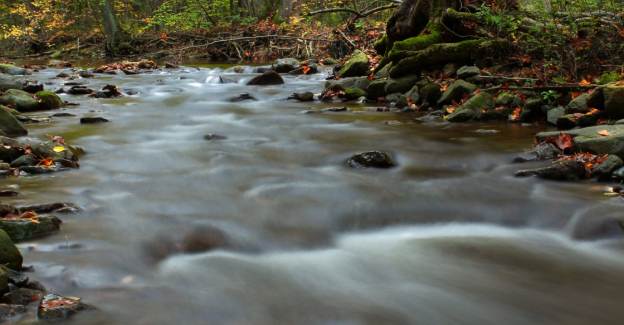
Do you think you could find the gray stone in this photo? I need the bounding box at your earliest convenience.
[346,151,396,169]
[536,125,624,159]
[456,65,480,79]
[515,160,587,181]
[437,80,477,105]
[566,93,590,113]
[547,106,566,126]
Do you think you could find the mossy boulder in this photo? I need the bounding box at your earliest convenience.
[35,91,64,110]
[0,75,24,92]
[390,39,510,78]
[603,82,624,119]
[438,80,477,105]
[0,229,22,270]
[536,125,624,159]
[495,92,521,107]
[343,87,366,100]
[337,50,370,78]
[0,64,30,76]
[0,89,39,112]
[419,82,442,106]
[456,65,480,80]
[0,105,27,137]
[446,92,494,122]
[385,76,419,94]
[325,77,370,91]
[373,35,389,55]
[367,79,390,99]
[0,215,62,242]
[387,29,442,62]
[566,93,590,114]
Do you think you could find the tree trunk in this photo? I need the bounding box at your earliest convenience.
[101,0,127,56]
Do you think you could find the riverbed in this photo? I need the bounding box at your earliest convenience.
[2,65,624,324]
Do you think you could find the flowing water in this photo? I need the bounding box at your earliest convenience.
[2,65,624,324]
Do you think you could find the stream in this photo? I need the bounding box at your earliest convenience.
[2,65,624,324]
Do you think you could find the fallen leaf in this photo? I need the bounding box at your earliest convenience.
[598,130,610,136]
[53,146,65,152]
[579,79,591,86]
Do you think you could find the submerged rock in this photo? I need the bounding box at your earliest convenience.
[80,117,109,124]
[66,85,94,95]
[515,160,586,181]
[93,85,122,98]
[203,134,227,141]
[273,58,299,73]
[247,71,284,86]
[228,93,257,102]
[290,92,315,102]
[513,142,562,163]
[346,151,396,169]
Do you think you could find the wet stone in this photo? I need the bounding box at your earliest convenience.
[515,160,586,181]
[80,117,109,124]
[346,151,397,169]
[203,134,227,141]
[228,93,257,102]
[1,288,44,305]
[37,294,92,321]
[0,215,62,242]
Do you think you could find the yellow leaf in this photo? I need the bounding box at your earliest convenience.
[53,146,65,152]
[598,130,610,136]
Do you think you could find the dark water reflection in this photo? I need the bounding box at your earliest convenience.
[1,65,623,324]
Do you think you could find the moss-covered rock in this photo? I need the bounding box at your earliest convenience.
[373,34,389,55]
[438,80,477,105]
[337,50,370,78]
[0,215,62,242]
[35,91,64,110]
[495,92,521,107]
[374,62,393,79]
[343,87,366,100]
[456,65,480,80]
[0,229,22,270]
[405,85,420,104]
[446,92,494,122]
[366,79,390,99]
[566,93,590,113]
[0,64,30,76]
[0,105,27,137]
[0,89,39,112]
[386,93,408,108]
[387,28,442,62]
[325,77,370,91]
[389,39,510,78]
[0,75,24,92]
[603,82,624,119]
[419,82,442,106]
[385,75,419,94]
[536,125,624,159]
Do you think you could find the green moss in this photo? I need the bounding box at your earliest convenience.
[337,50,370,78]
[390,39,510,78]
[35,91,64,110]
[373,34,389,55]
[387,25,442,62]
[599,71,621,85]
[343,87,367,100]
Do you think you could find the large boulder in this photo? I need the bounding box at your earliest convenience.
[324,77,371,91]
[0,64,30,76]
[385,75,419,94]
[366,79,391,99]
[438,80,477,105]
[0,106,27,137]
[247,71,284,86]
[0,215,62,242]
[272,58,299,73]
[0,90,38,112]
[446,92,494,122]
[536,125,624,159]
[35,91,64,110]
[566,93,590,114]
[0,230,22,270]
[0,76,24,92]
[603,82,624,119]
[337,50,369,78]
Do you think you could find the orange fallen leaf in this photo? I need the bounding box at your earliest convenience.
[598,130,611,136]
[579,79,591,86]
[509,107,521,121]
